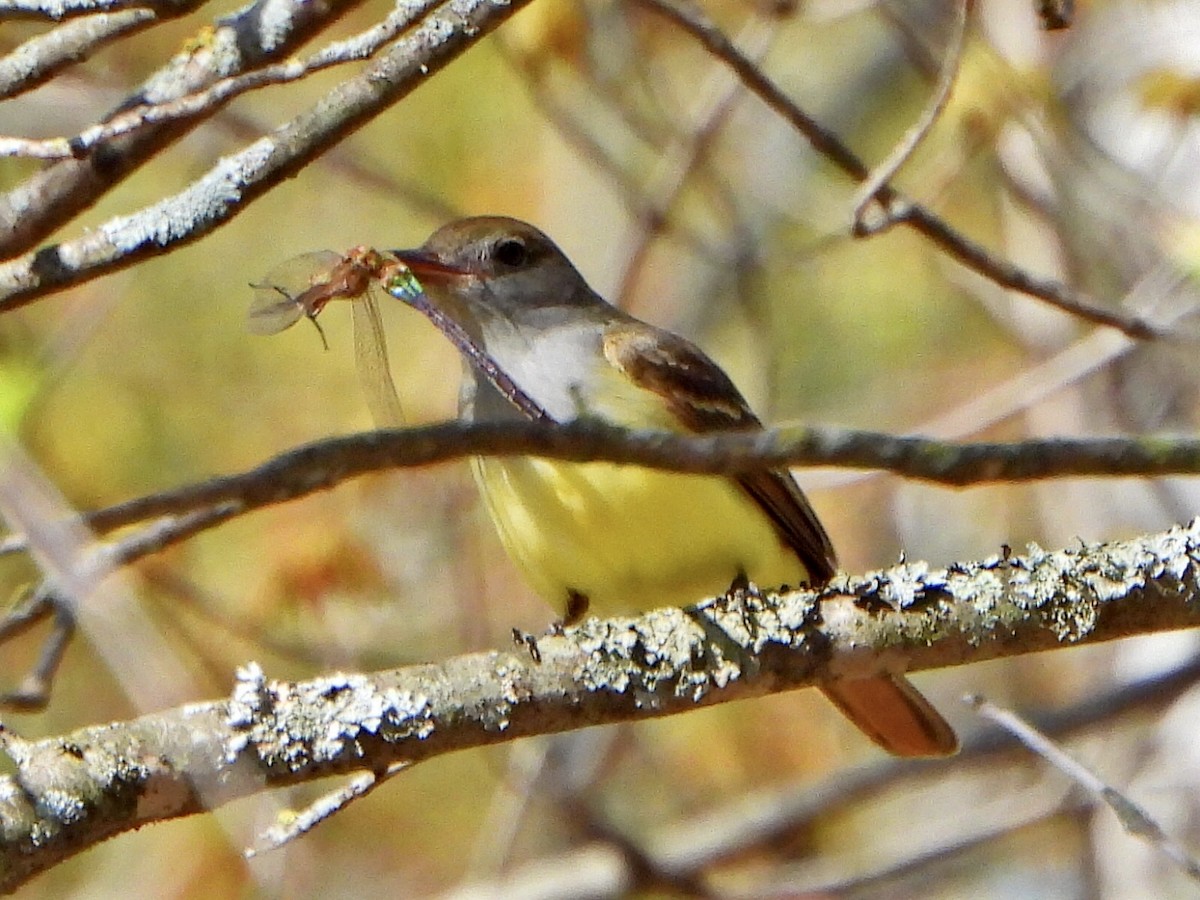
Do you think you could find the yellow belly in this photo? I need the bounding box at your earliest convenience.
[471,456,806,617]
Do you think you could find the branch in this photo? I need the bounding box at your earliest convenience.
[0,0,371,257]
[0,11,163,98]
[0,0,531,307]
[4,420,1194,708]
[851,0,971,225]
[0,520,1197,891]
[635,0,1162,340]
[0,422,1190,554]
[970,695,1200,883]
[0,2,429,160]
[0,0,197,21]
[444,650,1200,896]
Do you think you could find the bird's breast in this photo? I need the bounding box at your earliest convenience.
[471,455,806,616]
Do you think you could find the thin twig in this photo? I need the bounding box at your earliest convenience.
[634,0,1162,340]
[851,0,972,229]
[495,39,718,262]
[0,588,74,710]
[0,437,213,713]
[111,505,244,564]
[800,804,1092,898]
[245,761,411,857]
[0,502,244,709]
[969,695,1200,883]
[139,563,342,668]
[449,649,1200,897]
[653,649,1200,875]
[614,10,774,309]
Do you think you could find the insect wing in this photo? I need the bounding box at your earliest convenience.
[247,250,345,335]
[351,284,405,427]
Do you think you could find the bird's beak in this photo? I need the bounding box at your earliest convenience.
[389,248,468,282]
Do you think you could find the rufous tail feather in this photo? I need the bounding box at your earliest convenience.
[820,674,958,757]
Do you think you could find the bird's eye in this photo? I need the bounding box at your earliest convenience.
[493,238,530,268]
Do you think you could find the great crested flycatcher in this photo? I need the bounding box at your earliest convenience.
[392,216,957,757]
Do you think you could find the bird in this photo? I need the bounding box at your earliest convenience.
[390,216,957,757]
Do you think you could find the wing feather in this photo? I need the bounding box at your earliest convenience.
[603,321,837,584]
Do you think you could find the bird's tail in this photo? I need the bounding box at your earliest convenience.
[820,674,958,757]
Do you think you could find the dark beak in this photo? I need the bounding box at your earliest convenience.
[389,248,467,281]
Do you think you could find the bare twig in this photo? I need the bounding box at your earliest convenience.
[496,41,718,262]
[245,759,411,857]
[653,649,1200,875]
[0,503,257,708]
[614,11,774,308]
[0,587,74,710]
[634,0,1162,340]
[798,804,1090,898]
[139,563,342,668]
[2,423,1198,561]
[969,695,1200,883]
[852,0,971,229]
[565,798,716,898]
[0,437,206,715]
[448,649,1200,896]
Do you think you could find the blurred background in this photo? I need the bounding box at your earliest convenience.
[4,0,1200,896]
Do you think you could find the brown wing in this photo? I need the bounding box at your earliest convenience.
[603,320,957,757]
[603,321,837,585]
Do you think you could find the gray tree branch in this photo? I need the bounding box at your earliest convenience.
[0,520,1197,892]
[1,421,1190,556]
[0,0,528,282]
[0,0,368,255]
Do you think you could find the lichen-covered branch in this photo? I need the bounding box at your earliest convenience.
[0,0,198,21]
[0,0,528,283]
[0,0,529,306]
[0,0,371,257]
[0,521,1197,892]
[0,11,162,98]
[1,2,434,160]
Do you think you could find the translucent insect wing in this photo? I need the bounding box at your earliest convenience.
[247,250,345,335]
[351,285,405,428]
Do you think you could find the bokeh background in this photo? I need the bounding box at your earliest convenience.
[4,0,1200,896]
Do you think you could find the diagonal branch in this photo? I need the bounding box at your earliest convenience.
[0,2,433,160]
[0,10,171,98]
[0,520,1197,891]
[0,0,198,20]
[0,0,373,257]
[852,0,972,225]
[0,0,533,307]
[635,0,1162,340]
